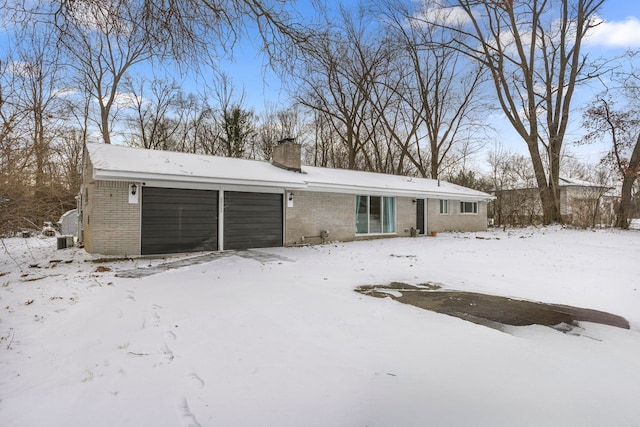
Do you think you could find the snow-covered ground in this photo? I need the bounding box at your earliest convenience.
[1,227,639,427]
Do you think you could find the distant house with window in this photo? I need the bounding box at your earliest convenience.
[79,141,494,256]
[493,177,618,227]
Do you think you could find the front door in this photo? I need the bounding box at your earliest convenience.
[416,199,425,234]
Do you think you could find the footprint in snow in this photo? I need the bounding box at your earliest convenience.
[151,310,161,327]
[177,397,201,427]
[187,373,205,389]
[161,344,174,364]
[166,330,177,341]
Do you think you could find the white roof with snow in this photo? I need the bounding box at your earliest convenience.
[86,143,493,201]
[558,177,612,188]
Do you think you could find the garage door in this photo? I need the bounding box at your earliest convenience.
[141,187,218,255]
[223,191,283,250]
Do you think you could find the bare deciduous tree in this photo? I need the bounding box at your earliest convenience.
[256,104,305,161]
[437,0,605,224]
[210,74,257,159]
[378,0,487,179]
[582,93,640,229]
[54,0,163,144]
[0,24,80,233]
[292,7,393,171]
[487,146,539,227]
[126,76,184,151]
[0,53,31,235]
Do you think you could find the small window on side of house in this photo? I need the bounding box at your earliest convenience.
[460,201,478,214]
[439,199,449,214]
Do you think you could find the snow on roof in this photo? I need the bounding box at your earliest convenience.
[497,177,616,192]
[86,143,493,201]
[87,143,306,189]
[301,165,492,200]
[558,177,612,188]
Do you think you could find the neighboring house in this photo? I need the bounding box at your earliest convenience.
[79,141,494,256]
[493,177,617,227]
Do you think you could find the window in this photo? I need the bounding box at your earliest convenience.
[439,199,449,214]
[460,201,478,214]
[355,196,396,234]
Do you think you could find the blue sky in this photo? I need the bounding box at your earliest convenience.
[203,1,640,168]
[212,1,640,110]
[4,0,638,168]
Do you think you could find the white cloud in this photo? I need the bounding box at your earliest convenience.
[585,16,640,48]
[99,92,141,109]
[413,2,471,27]
[7,61,38,77]
[69,0,131,36]
[52,87,78,98]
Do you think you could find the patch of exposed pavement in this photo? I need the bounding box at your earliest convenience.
[115,250,292,278]
[355,282,630,332]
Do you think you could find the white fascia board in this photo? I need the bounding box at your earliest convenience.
[92,169,308,190]
[305,182,495,201]
[92,168,493,201]
[428,191,496,202]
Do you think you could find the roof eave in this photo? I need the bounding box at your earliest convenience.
[91,167,493,200]
[92,169,308,190]
[305,182,495,201]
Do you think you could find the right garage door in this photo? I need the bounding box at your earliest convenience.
[223,191,283,250]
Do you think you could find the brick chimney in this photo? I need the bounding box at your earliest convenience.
[272,138,301,172]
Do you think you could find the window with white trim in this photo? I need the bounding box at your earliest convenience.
[460,201,478,214]
[439,199,449,214]
[355,196,396,234]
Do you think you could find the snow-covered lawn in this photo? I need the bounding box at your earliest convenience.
[1,227,639,427]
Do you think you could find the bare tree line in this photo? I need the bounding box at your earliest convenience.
[0,0,306,234]
[0,0,638,235]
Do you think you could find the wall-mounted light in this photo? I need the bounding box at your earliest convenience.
[412,199,417,204]
[288,192,294,202]
[130,183,137,196]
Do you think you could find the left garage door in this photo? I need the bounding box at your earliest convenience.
[141,187,218,255]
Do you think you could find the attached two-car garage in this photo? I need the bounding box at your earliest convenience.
[141,187,283,255]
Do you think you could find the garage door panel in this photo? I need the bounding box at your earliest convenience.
[142,198,217,207]
[142,216,216,225]
[224,191,282,250]
[142,229,216,238]
[224,217,281,226]
[142,240,217,255]
[141,187,218,255]
[142,206,216,215]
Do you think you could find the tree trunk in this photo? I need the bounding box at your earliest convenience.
[548,142,563,223]
[615,133,640,229]
[430,148,439,180]
[527,140,560,224]
[101,107,112,145]
[616,177,635,229]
